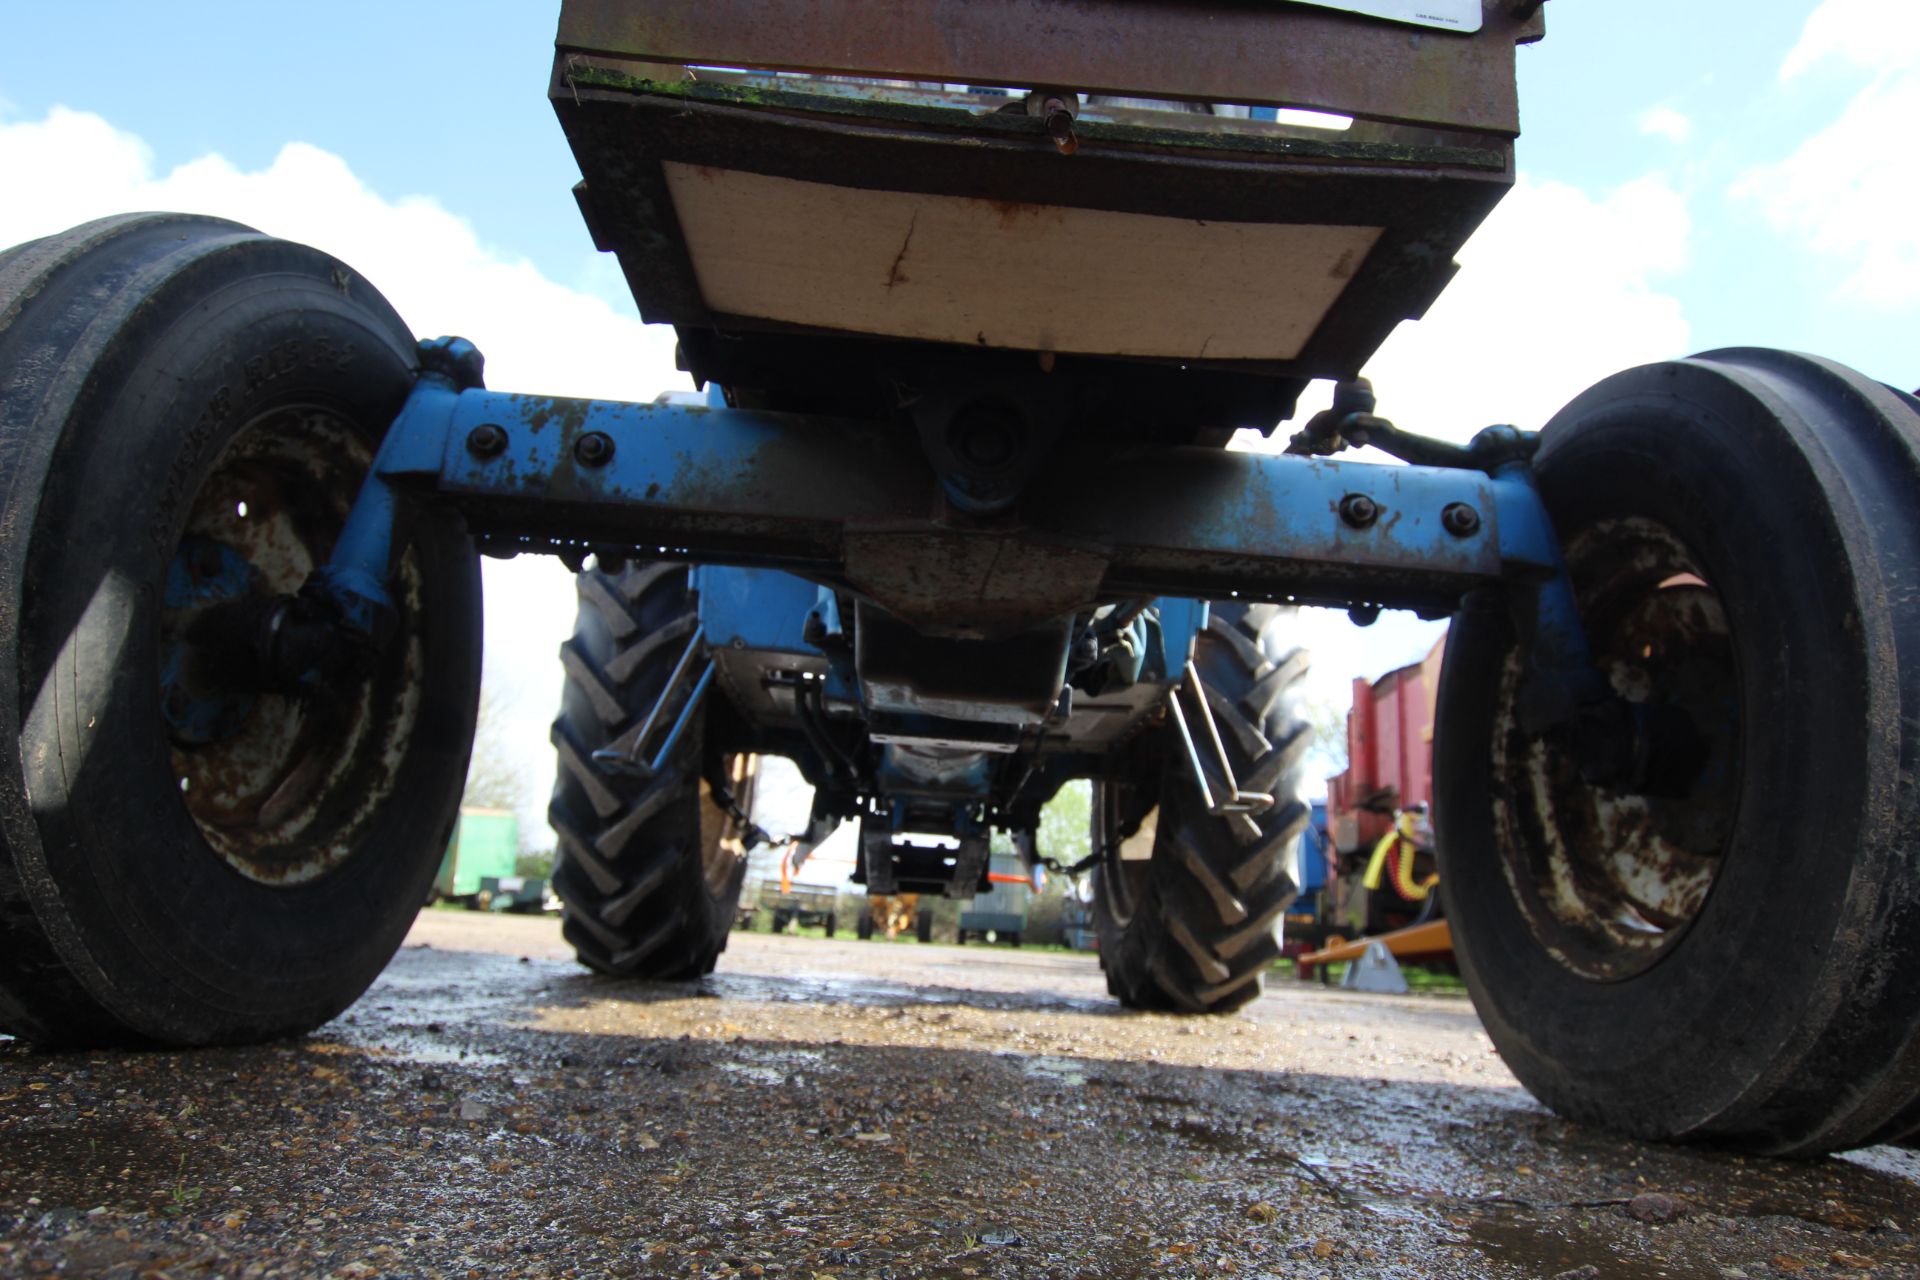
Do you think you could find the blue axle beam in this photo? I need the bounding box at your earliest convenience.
[321,339,1571,643]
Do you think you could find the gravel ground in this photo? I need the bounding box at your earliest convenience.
[2,913,1916,1279]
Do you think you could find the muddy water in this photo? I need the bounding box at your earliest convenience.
[2,914,1915,1278]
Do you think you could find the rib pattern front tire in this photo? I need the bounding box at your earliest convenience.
[548,562,744,978]
[1093,603,1311,1013]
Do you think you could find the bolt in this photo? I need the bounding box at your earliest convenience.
[574,432,615,468]
[1339,493,1379,529]
[1043,98,1079,156]
[465,423,507,459]
[1442,502,1483,537]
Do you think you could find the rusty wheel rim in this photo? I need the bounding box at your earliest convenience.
[699,754,755,897]
[1099,783,1156,928]
[1490,516,1742,981]
[160,407,425,887]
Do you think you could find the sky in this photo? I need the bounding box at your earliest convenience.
[2,0,1912,851]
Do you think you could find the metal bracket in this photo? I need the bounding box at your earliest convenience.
[591,623,716,779]
[859,821,900,896]
[1166,660,1275,818]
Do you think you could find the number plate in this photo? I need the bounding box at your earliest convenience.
[1289,0,1483,34]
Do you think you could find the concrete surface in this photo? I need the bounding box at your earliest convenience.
[1,912,1915,1278]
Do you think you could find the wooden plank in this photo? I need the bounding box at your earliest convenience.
[664,163,1382,361]
[558,0,1541,134]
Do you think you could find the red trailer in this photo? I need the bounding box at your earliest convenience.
[1324,633,1446,935]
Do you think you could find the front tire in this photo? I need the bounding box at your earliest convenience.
[1091,603,1310,1013]
[1437,350,1920,1155]
[0,214,482,1047]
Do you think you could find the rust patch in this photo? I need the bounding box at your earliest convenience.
[164,408,426,887]
[1489,516,1741,980]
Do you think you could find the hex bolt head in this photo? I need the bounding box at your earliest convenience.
[574,431,615,469]
[465,422,507,459]
[1442,502,1483,537]
[1339,493,1380,529]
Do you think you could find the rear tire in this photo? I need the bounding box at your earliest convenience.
[548,562,748,978]
[1092,603,1310,1013]
[1437,351,1920,1155]
[0,214,481,1047]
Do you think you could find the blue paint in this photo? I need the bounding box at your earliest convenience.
[1492,457,1605,707]
[311,342,474,638]
[694,565,822,654]
[312,350,1595,724]
[160,535,261,743]
[1151,598,1209,677]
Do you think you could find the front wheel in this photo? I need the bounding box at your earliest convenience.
[0,214,482,1047]
[1437,350,1920,1156]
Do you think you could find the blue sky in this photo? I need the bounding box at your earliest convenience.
[2,0,1913,828]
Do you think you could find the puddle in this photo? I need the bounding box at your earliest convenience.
[1020,1055,1088,1086]
[1151,1113,1250,1153]
[719,1063,787,1085]
[1468,1212,1721,1280]
[720,1046,829,1086]
[318,1033,508,1069]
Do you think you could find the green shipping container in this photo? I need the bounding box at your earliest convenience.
[435,808,520,899]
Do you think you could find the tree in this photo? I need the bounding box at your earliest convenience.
[1036,779,1091,868]
[1300,691,1349,776]
[461,681,538,830]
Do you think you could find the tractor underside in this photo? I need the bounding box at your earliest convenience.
[525,0,1544,890]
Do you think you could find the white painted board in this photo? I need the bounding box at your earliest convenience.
[664,163,1382,361]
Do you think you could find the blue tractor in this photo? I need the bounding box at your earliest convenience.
[3,1,1919,1158]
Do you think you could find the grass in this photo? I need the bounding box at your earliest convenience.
[739,920,1087,954]
[1271,954,1468,995]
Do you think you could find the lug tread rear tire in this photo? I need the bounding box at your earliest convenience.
[548,563,742,980]
[1094,603,1309,1014]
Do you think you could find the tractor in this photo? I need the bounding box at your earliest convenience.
[3,0,1918,1158]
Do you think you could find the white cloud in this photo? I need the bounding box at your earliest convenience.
[1638,106,1694,145]
[1241,172,1691,452]
[1779,0,1920,79]
[0,106,691,847]
[1235,170,1692,776]
[1734,0,1920,307]
[1378,173,1691,441]
[0,107,681,404]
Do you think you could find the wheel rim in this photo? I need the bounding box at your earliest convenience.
[159,407,425,886]
[1097,781,1157,928]
[698,753,755,897]
[1490,516,1742,980]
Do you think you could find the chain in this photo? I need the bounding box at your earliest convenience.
[709,776,779,852]
[1038,832,1125,879]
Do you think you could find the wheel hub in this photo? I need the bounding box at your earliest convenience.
[1493,517,1742,980]
[159,407,423,886]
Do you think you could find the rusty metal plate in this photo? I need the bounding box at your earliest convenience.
[557,0,1542,134]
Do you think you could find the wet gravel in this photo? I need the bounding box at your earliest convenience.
[2,913,1916,1278]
